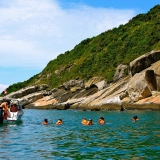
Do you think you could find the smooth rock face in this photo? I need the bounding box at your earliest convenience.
[129,50,160,76]
[149,60,160,91]
[145,70,157,91]
[85,77,104,89]
[63,80,85,90]
[127,72,152,102]
[113,64,128,82]
[95,80,107,91]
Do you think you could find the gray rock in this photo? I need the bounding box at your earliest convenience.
[7,86,38,98]
[63,79,85,90]
[113,64,128,82]
[127,72,152,102]
[129,50,160,76]
[85,77,104,89]
[95,80,107,91]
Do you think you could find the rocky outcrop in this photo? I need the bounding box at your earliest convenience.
[1,50,160,111]
[95,80,107,91]
[63,79,85,90]
[113,64,128,82]
[20,92,43,106]
[6,84,49,99]
[127,72,152,102]
[149,60,160,90]
[129,50,160,76]
[6,86,38,99]
[25,96,57,109]
[85,77,106,89]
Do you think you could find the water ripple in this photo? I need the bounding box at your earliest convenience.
[0,110,160,159]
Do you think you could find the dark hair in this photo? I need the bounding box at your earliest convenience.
[133,116,138,119]
[100,117,104,120]
[6,100,10,105]
[44,119,48,122]
[2,100,10,105]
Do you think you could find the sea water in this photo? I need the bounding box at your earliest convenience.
[0,109,160,160]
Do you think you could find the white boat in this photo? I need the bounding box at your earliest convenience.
[0,98,24,124]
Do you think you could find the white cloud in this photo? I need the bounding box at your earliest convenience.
[0,0,137,89]
[0,0,136,69]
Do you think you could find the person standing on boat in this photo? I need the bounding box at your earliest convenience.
[1,101,9,119]
[3,89,7,97]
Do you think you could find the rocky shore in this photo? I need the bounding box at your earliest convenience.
[1,50,160,111]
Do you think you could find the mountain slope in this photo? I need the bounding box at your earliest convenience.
[6,4,160,94]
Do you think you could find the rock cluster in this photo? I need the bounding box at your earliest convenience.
[1,50,160,111]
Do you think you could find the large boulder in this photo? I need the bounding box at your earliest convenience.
[149,60,160,91]
[6,84,49,99]
[76,77,129,110]
[129,50,160,76]
[63,80,85,90]
[20,92,43,106]
[113,64,128,82]
[26,96,57,109]
[85,77,106,89]
[145,70,157,91]
[7,86,38,98]
[127,72,152,102]
[95,80,107,91]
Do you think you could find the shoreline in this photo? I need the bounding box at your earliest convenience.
[25,103,160,111]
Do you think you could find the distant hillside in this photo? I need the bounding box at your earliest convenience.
[5,4,160,94]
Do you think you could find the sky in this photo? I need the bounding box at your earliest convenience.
[0,0,159,93]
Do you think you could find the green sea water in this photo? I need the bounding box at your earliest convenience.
[0,109,160,160]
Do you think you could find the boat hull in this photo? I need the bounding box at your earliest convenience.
[4,110,24,123]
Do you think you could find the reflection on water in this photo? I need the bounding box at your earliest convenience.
[0,109,160,159]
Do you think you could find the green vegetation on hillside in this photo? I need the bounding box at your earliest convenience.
[4,5,160,94]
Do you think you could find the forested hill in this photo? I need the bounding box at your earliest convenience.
[6,4,160,94]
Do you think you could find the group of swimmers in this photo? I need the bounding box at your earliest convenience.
[42,115,138,125]
[42,118,63,125]
[81,117,105,125]
[42,117,105,126]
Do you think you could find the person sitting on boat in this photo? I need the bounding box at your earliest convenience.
[131,116,139,122]
[81,117,87,125]
[10,104,18,112]
[56,119,62,125]
[42,119,48,125]
[98,117,105,125]
[1,101,10,119]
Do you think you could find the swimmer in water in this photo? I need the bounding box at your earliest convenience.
[98,117,105,125]
[87,119,94,125]
[56,119,62,125]
[42,118,48,125]
[81,117,87,125]
[131,116,139,122]
[83,119,94,126]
